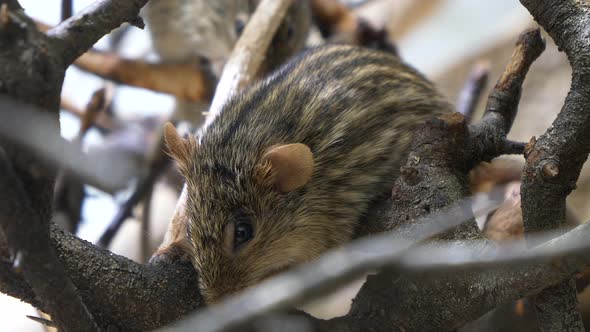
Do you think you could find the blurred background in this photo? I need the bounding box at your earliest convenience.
[5,0,583,330]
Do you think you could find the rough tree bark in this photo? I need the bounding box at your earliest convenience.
[0,0,149,331]
[518,0,590,330]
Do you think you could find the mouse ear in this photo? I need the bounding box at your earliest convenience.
[163,122,195,168]
[259,143,314,193]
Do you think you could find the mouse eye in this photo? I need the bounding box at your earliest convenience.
[286,23,294,41]
[235,221,253,248]
[234,19,246,36]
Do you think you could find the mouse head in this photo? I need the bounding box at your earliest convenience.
[164,123,322,303]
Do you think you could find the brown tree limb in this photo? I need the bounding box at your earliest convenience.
[76,87,107,138]
[0,148,99,332]
[0,3,153,329]
[369,27,545,237]
[47,0,149,67]
[35,20,216,103]
[518,0,590,330]
[74,51,215,102]
[0,1,192,330]
[3,195,590,331]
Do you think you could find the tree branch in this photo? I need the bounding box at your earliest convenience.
[518,1,590,330]
[97,140,171,248]
[74,50,215,102]
[0,223,205,331]
[0,148,98,331]
[469,28,545,163]
[47,0,149,66]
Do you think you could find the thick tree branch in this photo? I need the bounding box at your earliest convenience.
[4,199,590,331]
[341,27,547,330]
[0,3,161,329]
[357,30,543,240]
[0,224,204,331]
[47,0,149,66]
[518,1,590,330]
[0,148,98,331]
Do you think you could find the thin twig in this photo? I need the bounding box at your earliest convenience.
[456,61,490,121]
[60,0,72,21]
[27,315,57,328]
[54,88,108,233]
[399,223,590,273]
[141,180,154,261]
[469,28,545,164]
[77,87,107,139]
[97,141,170,248]
[60,96,114,133]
